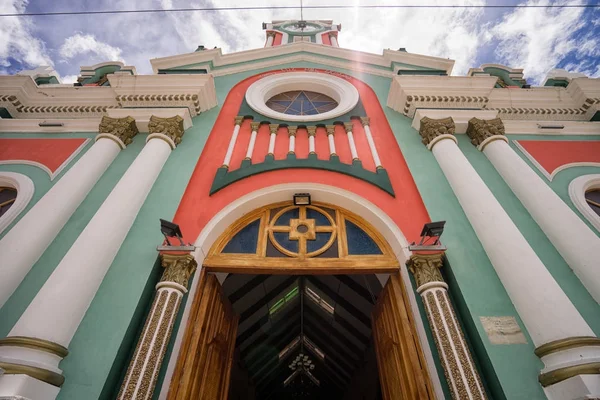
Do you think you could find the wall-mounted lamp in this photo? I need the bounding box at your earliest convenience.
[537,124,565,129]
[293,193,311,206]
[157,219,196,252]
[38,122,64,127]
[409,221,447,251]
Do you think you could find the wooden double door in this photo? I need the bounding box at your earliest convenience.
[167,271,435,400]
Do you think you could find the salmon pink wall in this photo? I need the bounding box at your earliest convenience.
[172,68,431,247]
[517,140,600,178]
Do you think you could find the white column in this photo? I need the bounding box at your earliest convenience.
[117,254,196,400]
[419,117,600,400]
[222,116,243,168]
[360,117,383,168]
[245,121,260,161]
[0,115,186,400]
[467,117,600,304]
[265,32,275,47]
[267,124,278,156]
[0,116,138,308]
[308,126,316,155]
[344,122,359,160]
[329,34,339,47]
[326,125,336,157]
[288,126,297,155]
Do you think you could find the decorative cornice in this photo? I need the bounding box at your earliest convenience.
[538,362,600,387]
[418,117,455,147]
[250,121,260,131]
[360,117,370,127]
[343,122,353,133]
[234,116,244,126]
[288,126,297,136]
[269,124,279,134]
[160,254,198,289]
[407,253,445,289]
[0,361,65,387]
[466,117,505,147]
[535,336,600,358]
[0,336,68,358]
[99,116,138,146]
[148,115,185,146]
[307,126,317,136]
[326,125,335,136]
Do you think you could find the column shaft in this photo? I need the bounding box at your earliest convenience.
[308,126,316,154]
[265,32,275,47]
[360,117,382,168]
[222,116,243,167]
[267,124,278,155]
[326,125,336,156]
[0,116,137,308]
[245,122,260,160]
[344,122,359,160]
[288,126,297,154]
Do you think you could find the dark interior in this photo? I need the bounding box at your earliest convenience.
[223,273,386,400]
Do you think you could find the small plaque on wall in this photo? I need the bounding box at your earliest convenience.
[480,316,527,345]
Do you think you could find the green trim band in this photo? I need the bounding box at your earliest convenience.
[0,336,69,358]
[0,361,65,387]
[210,154,395,196]
[539,362,600,387]
[534,336,600,358]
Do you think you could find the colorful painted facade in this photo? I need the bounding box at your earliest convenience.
[0,19,600,400]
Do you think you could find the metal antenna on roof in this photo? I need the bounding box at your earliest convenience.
[300,0,304,23]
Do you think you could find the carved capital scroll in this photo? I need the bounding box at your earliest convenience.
[407,253,444,289]
[418,117,455,147]
[160,254,198,289]
[99,116,139,146]
[148,115,185,147]
[466,117,505,147]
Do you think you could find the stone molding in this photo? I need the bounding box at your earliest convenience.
[418,117,455,147]
[98,116,139,146]
[160,254,198,288]
[466,117,505,147]
[148,115,185,147]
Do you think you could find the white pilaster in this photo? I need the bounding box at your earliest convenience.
[222,116,243,168]
[467,118,600,304]
[360,117,382,168]
[0,117,138,308]
[344,122,359,160]
[326,125,336,156]
[268,124,278,155]
[0,116,186,400]
[308,126,316,154]
[245,121,260,160]
[288,126,297,154]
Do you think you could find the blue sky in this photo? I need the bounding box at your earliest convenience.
[0,0,598,85]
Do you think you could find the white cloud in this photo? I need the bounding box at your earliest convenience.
[59,33,125,63]
[490,0,595,84]
[0,0,53,69]
[60,74,79,84]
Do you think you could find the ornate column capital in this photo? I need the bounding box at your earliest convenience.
[234,116,244,126]
[159,253,197,289]
[98,116,139,147]
[418,117,455,147]
[466,117,505,147]
[288,126,298,137]
[269,124,279,134]
[407,253,445,290]
[148,115,185,147]
[326,125,336,136]
[250,121,260,131]
[307,126,317,137]
[343,122,354,133]
[360,117,370,127]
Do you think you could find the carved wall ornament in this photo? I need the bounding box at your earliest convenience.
[343,122,354,133]
[269,124,279,134]
[307,126,317,137]
[288,126,298,137]
[418,117,455,146]
[326,125,336,136]
[160,254,198,288]
[250,121,260,131]
[148,115,185,146]
[407,253,444,289]
[466,117,505,147]
[234,116,244,126]
[360,116,370,127]
[99,116,139,146]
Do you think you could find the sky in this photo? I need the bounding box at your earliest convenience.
[0,0,598,85]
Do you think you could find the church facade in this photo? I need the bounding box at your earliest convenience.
[0,19,600,400]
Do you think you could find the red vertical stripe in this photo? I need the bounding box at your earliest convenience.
[334,124,352,164]
[295,127,309,159]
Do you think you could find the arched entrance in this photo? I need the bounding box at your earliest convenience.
[166,201,436,399]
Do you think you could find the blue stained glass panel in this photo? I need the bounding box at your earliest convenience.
[307,232,332,253]
[273,232,298,253]
[275,208,299,226]
[345,220,382,255]
[222,219,260,253]
[306,208,331,226]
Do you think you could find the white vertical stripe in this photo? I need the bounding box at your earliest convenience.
[327,133,336,155]
[289,135,295,154]
[363,124,382,168]
[246,128,258,159]
[309,135,315,154]
[223,124,241,167]
[347,131,358,160]
[268,132,277,155]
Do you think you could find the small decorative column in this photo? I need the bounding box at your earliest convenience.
[308,126,317,156]
[0,116,137,308]
[407,253,487,400]
[117,254,197,400]
[466,117,600,305]
[265,31,276,47]
[245,121,260,161]
[267,123,278,158]
[288,126,297,155]
[326,125,337,158]
[360,117,383,169]
[329,33,339,47]
[419,117,600,400]
[343,122,359,161]
[222,116,244,168]
[0,116,187,400]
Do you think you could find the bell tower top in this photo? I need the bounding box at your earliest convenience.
[262,20,341,47]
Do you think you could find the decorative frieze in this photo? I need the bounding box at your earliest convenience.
[99,116,139,146]
[418,117,455,147]
[148,115,185,146]
[466,117,505,147]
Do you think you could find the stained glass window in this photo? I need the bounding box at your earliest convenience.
[0,187,17,218]
[265,91,338,116]
[585,189,600,217]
